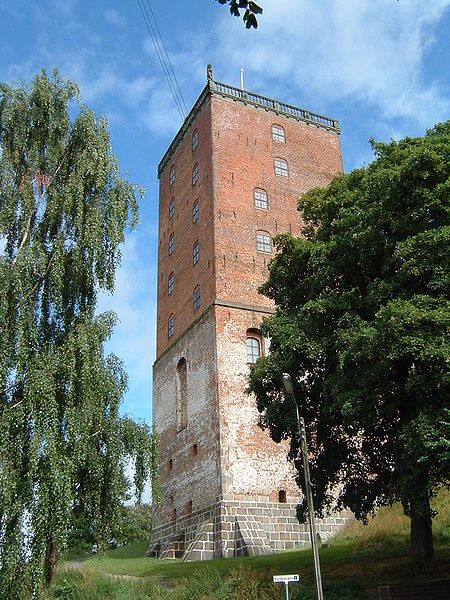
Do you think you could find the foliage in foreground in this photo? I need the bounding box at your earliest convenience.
[50,494,449,598]
[216,0,263,29]
[248,122,450,563]
[0,71,157,599]
[47,566,363,600]
[67,503,153,556]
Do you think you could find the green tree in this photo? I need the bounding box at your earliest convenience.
[216,0,263,28]
[248,122,450,563]
[0,71,158,598]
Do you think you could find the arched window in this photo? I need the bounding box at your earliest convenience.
[168,233,175,256]
[256,231,271,253]
[192,444,198,456]
[168,272,174,295]
[168,197,175,219]
[246,337,261,364]
[193,240,199,265]
[193,285,201,311]
[193,200,199,223]
[192,129,199,150]
[274,158,288,177]
[272,124,285,142]
[192,162,199,185]
[246,328,263,364]
[278,490,287,503]
[169,165,176,185]
[176,358,187,431]
[254,188,268,210]
[168,315,174,338]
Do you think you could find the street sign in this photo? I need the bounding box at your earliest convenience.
[273,574,300,583]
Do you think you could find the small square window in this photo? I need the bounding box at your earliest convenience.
[192,129,199,151]
[192,162,199,185]
[168,272,174,295]
[169,165,176,185]
[256,232,271,253]
[169,197,175,219]
[168,316,174,338]
[168,233,175,256]
[254,188,268,210]
[193,240,199,265]
[272,124,285,142]
[193,286,201,311]
[274,158,288,177]
[193,201,199,223]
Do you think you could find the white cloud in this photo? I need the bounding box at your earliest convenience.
[209,0,450,127]
[104,8,126,29]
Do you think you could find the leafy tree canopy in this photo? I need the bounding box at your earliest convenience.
[216,0,263,28]
[0,71,158,599]
[248,122,450,563]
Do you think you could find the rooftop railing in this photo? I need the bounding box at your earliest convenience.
[211,80,339,131]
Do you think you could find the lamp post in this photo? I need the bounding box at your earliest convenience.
[282,373,324,600]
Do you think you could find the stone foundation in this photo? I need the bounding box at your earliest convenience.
[148,494,351,561]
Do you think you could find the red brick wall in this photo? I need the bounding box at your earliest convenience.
[157,99,216,357]
[210,95,342,307]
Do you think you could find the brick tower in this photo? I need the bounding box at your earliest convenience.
[150,68,348,560]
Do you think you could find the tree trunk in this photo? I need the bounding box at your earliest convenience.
[410,500,434,563]
[44,531,57,586]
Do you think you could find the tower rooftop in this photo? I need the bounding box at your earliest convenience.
[158,78,340,177]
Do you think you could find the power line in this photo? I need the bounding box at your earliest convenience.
[137,0,187,121]
[145,1,188,116]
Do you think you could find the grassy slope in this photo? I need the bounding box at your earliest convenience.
[73,490,449,590]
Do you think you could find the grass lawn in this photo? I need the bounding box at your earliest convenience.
[78,539,450,588]
[58,490,449,598]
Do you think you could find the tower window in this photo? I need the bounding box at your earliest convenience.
[278,490,287,503]
[168,459,173,470]
[176,358,187,431]
[169,165,176,185]
[168,233,175,256]
[193,285,201,311]
[254,188,268,210]
[272,124,285,142]
[192,162,199,185]
[256,231,271,253]
[187,500,193,514]
[192,128,199,150]
[192,444,198,456]
[246,337,261,364]
[193,200,199,223]
[168,315,174,338]
[274,158,288,177]
[193,240,199,265]
[168,272,174,295]
[169,197,175,219]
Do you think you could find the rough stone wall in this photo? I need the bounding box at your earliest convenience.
[152,308,221,529]
[215,305,298,499]
[150,494,352,561]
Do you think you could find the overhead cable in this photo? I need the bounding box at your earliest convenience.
[137,0,187,121]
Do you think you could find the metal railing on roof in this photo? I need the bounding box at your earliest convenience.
[211,80,339,131]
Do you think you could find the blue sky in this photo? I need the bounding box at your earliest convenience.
[1,0,449,426]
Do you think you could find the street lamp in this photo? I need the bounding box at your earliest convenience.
[282,373,324,600]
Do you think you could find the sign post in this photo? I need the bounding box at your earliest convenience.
[273,574,300,600]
